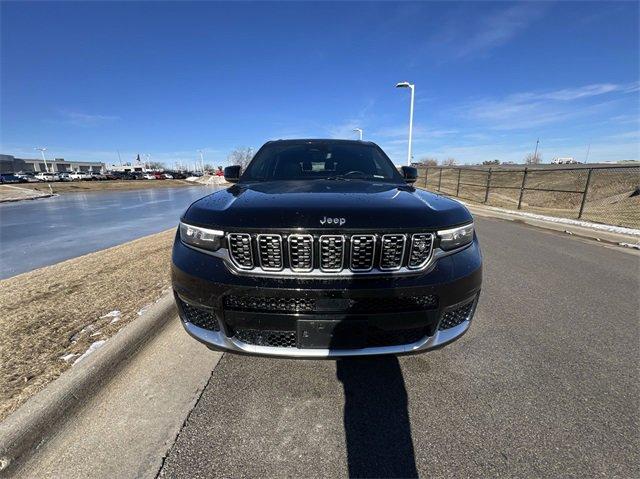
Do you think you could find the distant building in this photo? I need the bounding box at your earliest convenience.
[0,154,105,174]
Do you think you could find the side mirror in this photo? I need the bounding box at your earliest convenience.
[400,166,418,184]
[224,165,241,183]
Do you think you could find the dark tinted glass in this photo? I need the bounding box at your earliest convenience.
[242,142,402,182]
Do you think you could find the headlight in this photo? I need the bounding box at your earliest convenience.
[437,222,474,251]
[179,222,224,251]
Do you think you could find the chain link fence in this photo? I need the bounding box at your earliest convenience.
[418,165,640,229]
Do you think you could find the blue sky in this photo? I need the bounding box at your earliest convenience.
[1,1,638,167]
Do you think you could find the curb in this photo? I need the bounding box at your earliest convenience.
[0,293,177,475]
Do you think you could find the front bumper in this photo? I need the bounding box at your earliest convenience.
[172,236,482,358]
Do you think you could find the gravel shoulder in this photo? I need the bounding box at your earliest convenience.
[0,228,175,421]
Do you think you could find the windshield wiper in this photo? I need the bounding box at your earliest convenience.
[324,175,351,181]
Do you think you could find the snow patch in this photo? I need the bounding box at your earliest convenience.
[71,324,96,342]
[73,340,106,365]
[101,310,122,324]
[461,202,640,237]
[60,353,78,362]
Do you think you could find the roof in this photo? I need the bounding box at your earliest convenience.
[265,138,377,146]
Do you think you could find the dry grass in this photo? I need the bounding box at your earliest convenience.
[0,229,175,421]
[0,185,53,202]
[419,166,640,228]
[11,179,197,195]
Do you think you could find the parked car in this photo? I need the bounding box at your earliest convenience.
[90,172,107,181]
[57,172,73,182]
[165,171,186,179]
[15,172,40,183]
[0,173,23,184]
[172,139,482,358]
[34,172,60,182]
[68,171,89,181]
[154,172,167,180]
[163,173,174,179]
[143,173,156,180]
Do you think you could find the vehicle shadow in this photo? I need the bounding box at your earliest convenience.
[335,351,418,478]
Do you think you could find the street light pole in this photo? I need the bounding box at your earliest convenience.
[353,128,363,141]
[395,82,415,166]
[197,149,205,173]
[35,147,49,172]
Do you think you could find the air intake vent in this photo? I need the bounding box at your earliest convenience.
[380,234,406,270]
[350,235,375,271]
[257,234,283,271]
[408,233,434,269]
[288,234,313,272]
[228,233,253,269]
[439,300,475,330]
[319,235,345,272]
[178,298,220,331]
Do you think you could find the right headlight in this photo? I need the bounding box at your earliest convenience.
[437,222,474,251]
[179,222,224,251]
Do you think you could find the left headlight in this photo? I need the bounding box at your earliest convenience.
[437,222,474,251]
[179,222,224,251]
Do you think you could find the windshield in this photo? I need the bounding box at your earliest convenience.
[241,142,402,182]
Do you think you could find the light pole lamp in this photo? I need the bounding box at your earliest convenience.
[395,81,415,166]
[353,128,363,141]
[35,147,49,172]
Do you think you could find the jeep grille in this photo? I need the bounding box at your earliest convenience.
[226,232,435,275]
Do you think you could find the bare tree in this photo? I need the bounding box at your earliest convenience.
[148,161,165,170]
[442,157,458,166]
[418,157,438,166]
[227,147,254,169]
[524,152,542,164]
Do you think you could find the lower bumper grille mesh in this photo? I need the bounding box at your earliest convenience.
[178,298,220,331]
[224,296,316,312]
[232,326,429,348]
[439,300,475,330]
[234,329,297,348]
[223,294,437,313]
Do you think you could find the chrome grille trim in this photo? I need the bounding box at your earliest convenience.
[379,234,406,271]
[288,234,314,272]
[257,234,284,271]
[319,235,345,272]
[188,230,472,277]
[227,233,254,269]
[349,235,376,271]
[408,233,435,269]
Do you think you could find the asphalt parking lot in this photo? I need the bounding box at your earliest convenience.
[159,216,639,478]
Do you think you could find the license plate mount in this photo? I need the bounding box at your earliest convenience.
[297,320,367,349]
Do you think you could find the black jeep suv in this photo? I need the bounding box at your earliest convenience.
[172,139,482,357]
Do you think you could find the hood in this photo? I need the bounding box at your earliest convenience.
[183,180,472,230]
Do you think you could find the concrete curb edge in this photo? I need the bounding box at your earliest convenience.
[463,203,639,245]
[0,293,177,474]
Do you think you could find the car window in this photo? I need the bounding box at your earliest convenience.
[242,142,402,182]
